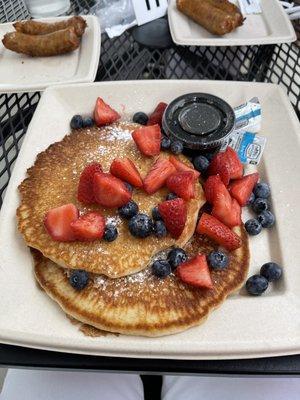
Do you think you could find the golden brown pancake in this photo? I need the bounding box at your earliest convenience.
[33,225,249,337]
[17,122,204,278]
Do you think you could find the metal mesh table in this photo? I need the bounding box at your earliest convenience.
[0,0,300,373]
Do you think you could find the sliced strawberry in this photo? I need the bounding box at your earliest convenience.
[166,171,195,200]
[93,172,131,208]
[212,196,241,228]
[143,157,176,194]
[158,198,187,238]
[208,147,243,185]
[77,162,103,204]
[147,102,168,126]
[226,147,243,180]
[44,203,79,242]
[169,155,200,179]
[229,172,259,206]
[204,175,223,204]
[110,157,143,188]
[177,254,213,289]
[132,124,161,157]
[70,212,105,242]
[94,97,120,127]
[196,213,242,251]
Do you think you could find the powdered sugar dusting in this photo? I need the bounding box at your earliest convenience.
[105,125,132,142]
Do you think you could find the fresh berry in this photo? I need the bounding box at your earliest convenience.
[70,114,83,129]
[260,262,282,282]
[118,200,139,219]
[158,198,187,239]
[204,175,223,204]
[69,270,89,290]
[257,210,275,228]
[229,173,259,206]
[77,162,103,204]
[176,254,213,289]
[246,275,268,295]
[153,220,167,238]
[169,155,200,179]
[125,182,133,192]
[132,124,162,157]
[133,111,148,125]
[143,157,176,194]
[166,192,178,200]
[252,198,268,214]
[152,260,171,278]
[247,192,255,205]
[70,212,105,241]
[82,117,94,128]
[193,155,210,173]
[245,219,262,235]
[104,224,118,242]
[44,203,79,242]
[94,97,120,126]
[166,171,195,200]
[196,213,242,251]
[110,157,143,188]
[208,147,243,185]
[170,140,183,154]
[152,206,162,221]
[204,152,216,162]
[207,251,229,269]
[147,102,168,126]
[254,182,271,199]
[128,213,153,238]
[161,136,171,150]
[168,247,187,270]
[93,173,131,208]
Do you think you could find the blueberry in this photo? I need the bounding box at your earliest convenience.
[153,220,167,238]
[125,182,133,193]
[246,274,268,295]
[166,192,178,201]
[204,152,216,162]
[170,140,183,154]
[152,260,171,278]
[152,206,162,221]
[252,198,269,214]
[118,200,139,219]
[161,136,171,150]
[69,270,89,290]
[168,247,187,270]
[70,114,83,129]
[260,262,282,282]
[104,225,118,242]
[128,213,153,238]
[245,219,262,235]
[133,112,148,125]
[247,192,255,205]
[254,182,270,199]
[207,251,229,269]
[193,155,210,173]
[257,210,275,228]
[82,117,94,128]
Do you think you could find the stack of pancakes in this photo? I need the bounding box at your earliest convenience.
[17,122,249,337]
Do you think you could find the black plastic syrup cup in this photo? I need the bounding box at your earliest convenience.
[162,93,235,153]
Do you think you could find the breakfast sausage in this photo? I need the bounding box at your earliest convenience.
[2,27,80,57]
[206,0,244,27]
[177,0,237,36]
[13,16,87,37]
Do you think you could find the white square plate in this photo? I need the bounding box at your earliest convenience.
[0,80,300,359]
[0,15,101,93]
[168,0,296,46]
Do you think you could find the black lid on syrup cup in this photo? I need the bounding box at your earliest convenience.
[162,93,235,151]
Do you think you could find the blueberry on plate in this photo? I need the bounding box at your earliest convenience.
[204,152,216,162]
[152,206,162,221]
[104,225,118,242]
[153,220,167,238]
[166,192,178,201]
[118,200,139,219]
[170,140,183,154]
[246,274,268,295]
[124,182,133,193]
[193,155,210,173]
[128,213,153,238]
[152,259,172,278]
[168,247,187,270]
[260,262,282,282]
[252,198,269,214]
[70,114,83,130]
[247,192,255,205]
[133,111,148,125]
[257,210,275,228]
[245,219,262,235]
[161,136,171,150]
[82,117,94,128]
[207,250,229,269]
[254,182,271,199]
[69,270,89,290]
